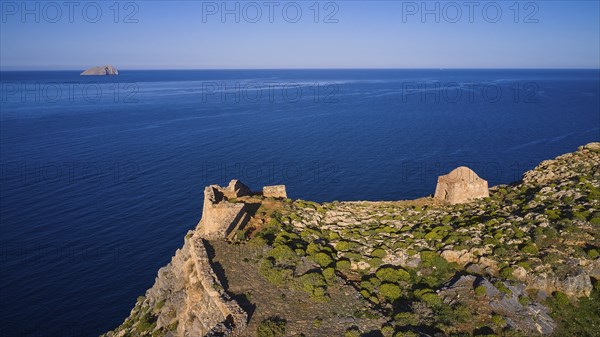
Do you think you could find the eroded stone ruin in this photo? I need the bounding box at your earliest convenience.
[434,166,489,204]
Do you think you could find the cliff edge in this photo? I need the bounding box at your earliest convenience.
[102,143,600,337]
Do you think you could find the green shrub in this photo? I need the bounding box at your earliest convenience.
[516,261,532,270]
[379,283,402,301]
[269,245,298,266]
[313,252,334,268]
[371,248,387,258]
[520,243,539,255]
[369,276,382,287]
[492,314,506,327]
[549,287,600,336]
[336,259,351,271]
[336,241,353,251]
[545,209,561,220]
[494,281,512,296]
[587,249,599,259]
[361,279,375,293]
[322,267,336,282]
[135,320,154,333]
[369,258,383,269]
[306,242,321,256]
[424,231,443,241]
[474,285,487,296]
[311,286,328,302]
[552,291,570,306]
[421,292,441,307]
[494,246,508,257]
[381,325,395,337]
[394,312,418,325]
[500,266,515,279]
[375,267,410,283]
[518,295,530,306]
[420,251,450,270]
[257,317,286,337]
[259,259,291,286]
[344,326,361,337]
[299,272,326,292]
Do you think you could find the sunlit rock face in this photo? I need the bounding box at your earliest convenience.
[434,166,489,204]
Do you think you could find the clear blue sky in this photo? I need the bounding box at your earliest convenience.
[1,0,599,70]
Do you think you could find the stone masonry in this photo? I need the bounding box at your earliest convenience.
[434,166,489,205]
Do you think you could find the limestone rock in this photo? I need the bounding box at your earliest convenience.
[434,166,489,204]
[383,250,421,268]
[80,65,119,76]
[439,275,555,335]
[101,233,247,337]
[584,258,600,279]
[441,249,473,265]
[528,269,593,298]
[512,266,528,281]
[558,270,593,297]
[579,142,600,152]
[263,185,287,198]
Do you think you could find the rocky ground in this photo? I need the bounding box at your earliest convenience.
[103,143,600,337]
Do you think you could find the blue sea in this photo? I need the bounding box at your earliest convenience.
[0,69,599,336]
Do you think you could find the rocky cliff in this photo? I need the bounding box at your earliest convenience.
[81,65,119,76]
[101,231,247,337]
[102,143,600,337]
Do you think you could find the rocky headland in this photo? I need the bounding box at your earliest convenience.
[102,143,600,337]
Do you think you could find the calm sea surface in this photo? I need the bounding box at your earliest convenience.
[1,69,598,336]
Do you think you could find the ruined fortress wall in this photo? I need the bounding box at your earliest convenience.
[199,185,250,240]
[142,233,247,337]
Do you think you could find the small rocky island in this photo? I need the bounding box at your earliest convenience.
[102,143,600,337]
[80,65,118,76]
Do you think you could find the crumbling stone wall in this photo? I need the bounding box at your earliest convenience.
[199,182,251,240]
[137,233,247,337]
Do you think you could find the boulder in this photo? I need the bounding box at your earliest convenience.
[441,249,473,265]
[263,185,287,198]
[579,142,600,152]
[434,166,489,204]
[512,266,528,281]
[81,65,119,76]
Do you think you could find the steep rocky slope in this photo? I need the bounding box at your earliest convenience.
[103,143,600,337]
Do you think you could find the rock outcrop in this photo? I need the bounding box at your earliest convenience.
[434,166,489,204]
[439,275,556,335]
[263,185,287,199]
[528,269,593,298]
[101,232,247,337]
[80,65,119,76]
